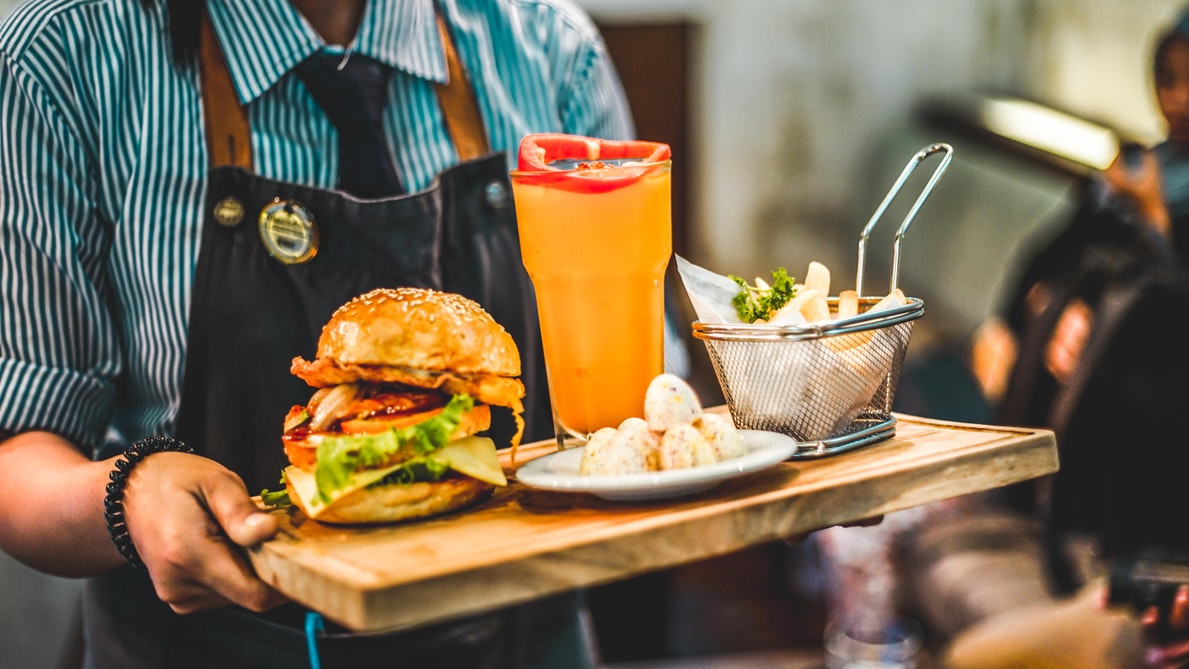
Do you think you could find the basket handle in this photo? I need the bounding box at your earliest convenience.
[855,142,954,297]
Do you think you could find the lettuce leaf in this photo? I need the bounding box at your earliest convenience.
[372,456,451,486]
[259,487,291,509]
[259,470,291,509]
[313,394,474,503]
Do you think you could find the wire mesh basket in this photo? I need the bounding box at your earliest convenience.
[692,143,953,458]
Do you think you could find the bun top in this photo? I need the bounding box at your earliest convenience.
[317,288,521,376]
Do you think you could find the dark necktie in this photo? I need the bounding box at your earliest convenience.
[295,52,404,198]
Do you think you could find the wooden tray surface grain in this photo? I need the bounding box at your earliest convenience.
[248,412,1057,633]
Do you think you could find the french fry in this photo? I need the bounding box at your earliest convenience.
[823,289,876,352]
[805,261,830,297]
[801,295,831,323]
[766,288,817,324]
[837,290,859,319]
[825,287,905,354]
[870,288,906,312]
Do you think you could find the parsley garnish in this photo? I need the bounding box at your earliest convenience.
[729,267,797,323]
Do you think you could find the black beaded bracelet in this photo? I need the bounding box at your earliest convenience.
[103,436,194,570]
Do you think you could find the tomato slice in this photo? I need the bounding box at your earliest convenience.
[339,407,447,435]
[513,133,671,193]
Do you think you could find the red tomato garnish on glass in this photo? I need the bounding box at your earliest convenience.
[513,133,671,193]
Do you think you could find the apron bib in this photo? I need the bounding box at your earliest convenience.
[174,157,547,492]
[84,10,573,669]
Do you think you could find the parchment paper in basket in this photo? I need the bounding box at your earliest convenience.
[675,254,744,324]
[676,254,811,325]
[675,254,876,439]
[750,338,884,439]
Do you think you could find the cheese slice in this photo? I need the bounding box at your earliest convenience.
[284,435,507,519]
[436,436,508,487]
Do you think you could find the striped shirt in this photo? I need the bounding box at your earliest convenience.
[0,0,638,452]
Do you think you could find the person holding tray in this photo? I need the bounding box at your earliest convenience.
[0,0,693,666]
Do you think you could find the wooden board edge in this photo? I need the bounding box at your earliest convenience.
[335,430,1058,632]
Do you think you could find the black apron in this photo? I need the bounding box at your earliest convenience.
[83,11,575,669]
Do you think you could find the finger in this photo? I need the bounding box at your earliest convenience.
[163,588,235,616]
[148,557,237,613]
[1161,636,1189,661]
[166,581,286,616]
[148,506,286,613]
[190,531,288,612]
[1143,604,1161,628]
[230,511,279,547]
[1147,637,1189,668]
[1171,585,1189,629]
[200,471,279,547]
[169,577,286,615]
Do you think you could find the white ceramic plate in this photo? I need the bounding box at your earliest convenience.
[514,430,799,501]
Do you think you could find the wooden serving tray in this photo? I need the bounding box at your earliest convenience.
[247,412,1057,633]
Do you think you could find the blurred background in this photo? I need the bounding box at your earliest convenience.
[1,0,1184,667]
[588,0,1176,378]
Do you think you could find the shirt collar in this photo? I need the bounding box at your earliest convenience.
[205,0,448,106]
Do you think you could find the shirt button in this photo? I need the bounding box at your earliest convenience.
[213,197,245,227]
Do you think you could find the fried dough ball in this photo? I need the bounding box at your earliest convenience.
[617,417,661,471]
[644,373,702,432]
[581,375,743,475]
[696,413,745,461]
[578,421,658,476]
[657,423,717,470]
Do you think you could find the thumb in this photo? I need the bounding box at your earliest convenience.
[227,510,279,547]
[203,473,280,547]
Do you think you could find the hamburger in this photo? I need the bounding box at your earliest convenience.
[276,287,526,524]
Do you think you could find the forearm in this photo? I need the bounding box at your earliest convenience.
[0,431,124,577]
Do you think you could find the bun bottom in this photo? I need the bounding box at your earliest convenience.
[287,475,494,525]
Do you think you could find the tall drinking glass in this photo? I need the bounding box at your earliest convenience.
[511,134,672,445]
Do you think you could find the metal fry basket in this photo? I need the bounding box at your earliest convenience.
[692,143,953,458]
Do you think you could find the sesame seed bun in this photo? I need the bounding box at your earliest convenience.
[316,287,520,377]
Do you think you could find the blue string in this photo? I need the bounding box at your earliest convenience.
[305,611,325,669]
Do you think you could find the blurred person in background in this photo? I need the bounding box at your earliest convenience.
[921,6,1189,668]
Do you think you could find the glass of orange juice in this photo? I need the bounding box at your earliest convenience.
[510,133,672,446]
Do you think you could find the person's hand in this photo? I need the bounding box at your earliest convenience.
[1103,146,1171,236]
[1096,579,1189,668]
[1045,298,1093,384]
[121,451,287,614]
[1142,584,1189,668]
[970,317,1018,403]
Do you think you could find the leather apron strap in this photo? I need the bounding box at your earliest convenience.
[199,16,252,169]
[434,15,490,161]
[198,10,490,171]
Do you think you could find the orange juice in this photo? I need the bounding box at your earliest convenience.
[511,134,672,437]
